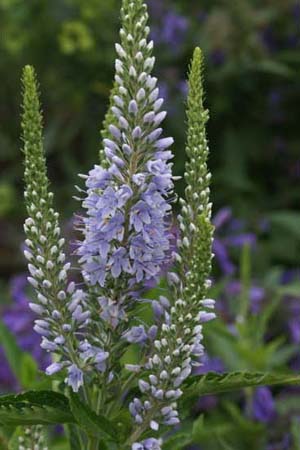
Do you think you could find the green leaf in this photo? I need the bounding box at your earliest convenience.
[0,320,38,388]
[69,393,116,441]
[192,415,204,441]
[111,410,132,443]
[269,211,300,237]
[8,427,25,450]
[216,436,236,450]
[66,424,82,450]
[0,428,9,450]
[191,405,265,449]
[277,283,300,297]
[0,391,75,426]
[276,395,300,415]
[20,353,39,389]
[185,371,300,398]
[163,431,192,450]
[251,294,281,344]
[291,417,300,450]
[256,60,294,78]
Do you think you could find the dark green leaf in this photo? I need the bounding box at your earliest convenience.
[256,60,294,77]
[111,410,132,443]
[0,391,75,426]
[0,428,9,450]
[291,417,300,450]
[163,431,192,450]
[69,392,116,441]
[185,371,300,398]
[192,415,204,441]
[66,424,83,450]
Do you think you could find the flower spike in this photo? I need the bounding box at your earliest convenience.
[78,0,174,294]
[177,47,214,301]
[21,66,90,391]
[128,48,215,448]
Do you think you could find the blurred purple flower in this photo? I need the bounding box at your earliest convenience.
[193,354,224,415]
[213,208,256,276]
[252,387,276,424]
[290,354,300,372]
[147,0,164,18]
[287,298,300,344]
[178,80,188,98]
[158,82,169,104]
[0,275,50,390]
[149,3,188,52]
[260,26,279,53]
[267,434,291,450]
[280,270,300,345]
[160,12,188,48]
[225,280,265,314]
[268,90,285,123]
[281,269,300,285]
[194,353,225,376]
[292,2,300,20]
[194,395,218,414]
[286,33,299,49]
[209,49,226,66]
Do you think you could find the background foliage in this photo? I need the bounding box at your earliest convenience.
[0,0,300,449]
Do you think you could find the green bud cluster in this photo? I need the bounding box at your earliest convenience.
[177,47,214,304]
[17,425,48,450]
[21,66,88,385]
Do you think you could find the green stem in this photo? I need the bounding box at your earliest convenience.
[125,406,158,447]
[87,436,98,450]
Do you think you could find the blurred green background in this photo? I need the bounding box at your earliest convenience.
[0,0,299,279]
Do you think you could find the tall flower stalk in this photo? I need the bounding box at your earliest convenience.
[22,66,91,393]
[125,48,215,448]
[76,0,176,413]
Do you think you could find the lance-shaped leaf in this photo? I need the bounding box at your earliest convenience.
[69,393,116,442]
[0,391,75,426]
[184,371,300,399]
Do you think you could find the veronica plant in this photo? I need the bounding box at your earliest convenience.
[2,1,300,449]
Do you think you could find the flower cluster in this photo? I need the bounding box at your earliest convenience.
[21,66,108,392]
[17,425,48,450]
[132,438,162,450]
[126,48,215,448]
[78,0,174,296]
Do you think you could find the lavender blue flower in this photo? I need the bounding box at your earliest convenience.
[78,0,174,296]
[124,326,148,344]
[148,1,188,52]
[132,438,162,450]
[252,387,276,423]
[98,296,125,329]
[66,364,84,393]
[224,280,265,314]
[212,207,256,276]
